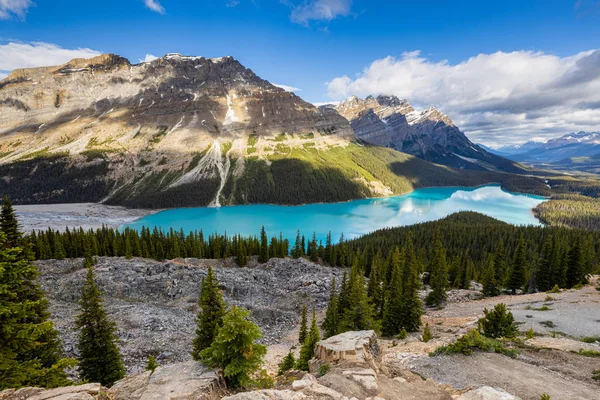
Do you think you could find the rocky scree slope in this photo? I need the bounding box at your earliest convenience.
[36,256,343,373]
[334,95,525,173]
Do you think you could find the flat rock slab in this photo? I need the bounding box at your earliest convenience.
[0,384,103,400]
[458,386,521,400]
[314,330,379,365]
[109,361,224,400]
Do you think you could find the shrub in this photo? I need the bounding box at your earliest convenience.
[540,320,556,328]
[252,369,275,389]
[526,328,535,339]
[422,323,433,343]
[318,363,330,377]
[532,306,552,311]
[593,369,600,381]
[146,356,158,374]
[397,329,407,340]
[277,352,296,376]
[544,295,555,301]
[548,285,560,293]
[430,329,518,358]
[478,304,517,339]
[540,395,551,400]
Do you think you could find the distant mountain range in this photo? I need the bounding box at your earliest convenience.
[332,95,525,173]
[0,53,545,207]
[482,131,600,173]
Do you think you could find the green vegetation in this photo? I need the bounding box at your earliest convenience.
[576,349,600,357]
[581,336,600,343]
[277,351,296,375]
[298,304,308,344]
[146,356,158,374]
[422,323,433,342]
[76,262,126,387]
[0,198,73,389]
[593,369,600,381]
[192,267,226,360]
[477,304,517,339]
[430,329,518,358]
[297,307,320,371]
[199,306,266,388]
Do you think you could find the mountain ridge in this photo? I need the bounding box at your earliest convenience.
[333,94,526,173]
[0,53,548,207]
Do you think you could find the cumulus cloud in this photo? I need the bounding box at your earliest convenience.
[144,0,165,14]
[285,0,353,25]
[0,0,32,19]
[0,42,102,77]
[140,53,158,63]
[273,83,302,92]
[326,50,600,146]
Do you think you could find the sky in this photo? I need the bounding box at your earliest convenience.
[0,0,599,146]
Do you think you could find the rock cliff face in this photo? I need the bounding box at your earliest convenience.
[334,95,524,173]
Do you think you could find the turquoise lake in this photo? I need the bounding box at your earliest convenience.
[124,184,547,244]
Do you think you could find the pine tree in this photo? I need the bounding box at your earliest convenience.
[507,235,527,294]
[259,226,269,263]
[566,236,585,288]
[399,239,423,332]
[381,247,404,336]
[76,264,125,387]
[236,239,247,266]
[426,231,448,307]
[481,258,500,297]
[146,355,158,374]
[298,304,308,344]
[0,196,21,248]
[536,235,553,292]
[277,351,296,375]
[322,277,339,338]
[297,308,320,371]
[478,303,517,339]
[0,232,72,389]
[200,306,266,388]
[341,268,376,332]
[367,250,384,317]
[192,267,226,359]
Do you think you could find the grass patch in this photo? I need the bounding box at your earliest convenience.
[593,370,600,381]
[430,329,518,359]
[532,305,552,311]
[576,349,600,357]
[581,336,600,344]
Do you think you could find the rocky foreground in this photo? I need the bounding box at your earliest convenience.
[7,257,599,400]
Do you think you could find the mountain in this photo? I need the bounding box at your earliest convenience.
[0,54,548,207]
[334,95,525,173]
[504,131,600,165]
[493,141,546,156]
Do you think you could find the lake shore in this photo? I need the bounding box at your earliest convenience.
[15,203,160,232]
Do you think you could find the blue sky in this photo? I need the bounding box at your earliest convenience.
[1,0,599,145]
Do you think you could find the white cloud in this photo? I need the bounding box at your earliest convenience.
[140,53,158,63]
[226,0,240,7]
[273,83,302,92]
[327,50,600,146]
[312,100,340,107]
[0,42,102,76]
[286,0,352,25]
[0,0,32,19]
[144,0,165,14]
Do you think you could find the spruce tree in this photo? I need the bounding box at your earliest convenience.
[297,308,320,371]
[566,236,585,288]
[192,267,226,359]
[536,236,553,292]
[341,269,376,332]
[367,250,384,317]
[0,196,21,248]
[399,239,423,332]
[426,231,448,307]
[298,304,308,344]
[200,306,266,388]
[322,277,339,338]
[381,247,404,336]
[236,239,247,267]
[277,351,296,375]
[507,235,527,294]
[481,259,500,297]
[76,264,125,387]
[259,226,269,263]
[0,232,72,389]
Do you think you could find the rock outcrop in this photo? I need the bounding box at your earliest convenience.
[109,361,225,400]
[0,383,105,400]
[311,330,380,372]
[334,95,523,173]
